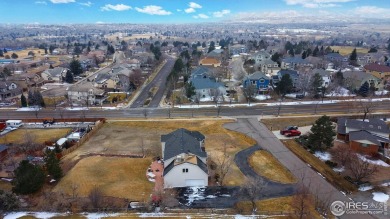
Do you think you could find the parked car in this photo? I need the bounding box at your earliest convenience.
[280,126,298,135]
[285,130,301,137]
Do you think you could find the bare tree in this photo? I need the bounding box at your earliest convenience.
[333,144,353,166]
[216,105,222,117]
[159,188,179,209]
[209,88,222,106]
[347,153,378,182]
[312,184,333,217]
[143,109,148,119]
[213,143,233,186]
[19,131,39,154]
[88,186,103,209]
[358,97,377,121]
[242,85,256,105]
[291,183,312,219]
[71,183,79,199]
[296,71,312,98]
[239,176,268,213]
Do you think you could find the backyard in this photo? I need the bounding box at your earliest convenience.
[0,128,71,144]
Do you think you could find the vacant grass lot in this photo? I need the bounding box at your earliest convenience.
[0,128,71,144]
[261,116,320,131]
[53,156,153,201]
[235,196,322,218]
[7,48,45,59]
[283,140,356,192]
[330,46,369,56]
[249,150,297,184]
[62,120,256,186]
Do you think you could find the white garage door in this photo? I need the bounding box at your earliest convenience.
[185,179,205,187]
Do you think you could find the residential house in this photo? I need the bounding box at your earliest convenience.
[251,50,271,64]
[161,128,208,188]
[242,71,271,94]
[312,68,332,87]
[229,44,247,55]
[257,59,280,75]
[41,67,69,83]
[364,63,390,79]
[67,82,107,106]
[325,53,346,63]
[190,67,226,101]
[207,49,224,59]
[337,118,390,156]
[126,59,141,69]
[7,73,44,89]
[281,57,311,69]
[199,57,221,67]
[276,70,299,88]
[0,81,22,100]
[342,71,382,91]
[94,73,116,91]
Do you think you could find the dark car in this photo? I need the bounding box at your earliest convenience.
[280,126,298,135]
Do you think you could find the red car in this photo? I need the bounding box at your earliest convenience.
[285,130,301,137]
[280,126,298,135]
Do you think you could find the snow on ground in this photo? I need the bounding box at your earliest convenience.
[16,107,40,111]
[185,187,206,206]
[325,87,355,97]
[375,90,389,96]
[358,185,373,191]
[357,154,390,167]
[372,192,389,203]
[333,166,345,172]
[65,107,89,111]
[381,182,390,187]
[314,151,332,161]
[254,95,271,101]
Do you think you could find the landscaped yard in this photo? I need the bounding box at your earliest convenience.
[283,140,356,192]
[249,150,297,184]
[53,156,153,201]
[0,128,71,144]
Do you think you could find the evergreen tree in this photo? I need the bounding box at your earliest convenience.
[301,51,307,59]
[349,48,357,61]
[368,47,377,53]
[208,41,215,53]
[44,48,48,54]
[64,70,74,83]
[358,81,370,97]
[3,48,7,53]
[12,160,45,194]
[185,82,196,98]
[0,50,4,57]
[312,46,319,57]
[11,53,18,59]
[201,42,206,48]
[288,49,294,57]
[335,71,344,86]
[307,115,336,151]
[33,90,45,107]
[311,73,323,97]
[27,90,35,106]
[69,58,83,76]
[20,93,27,107]
[275,74,293,97]
[44,150,63,180]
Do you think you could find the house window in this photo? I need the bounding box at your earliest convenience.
[251,81,256,85]
[182,168,188,173]
[360,143,370,147]
[259,79,265,83]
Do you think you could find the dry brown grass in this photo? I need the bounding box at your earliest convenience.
[107,93,127,102]
[330,46,369,56]
[283,140,356,192]
[8,48,45,59]
[53,156,153,201]
[249,151,297,184]
[235,196,323,218]
[0,180,12,192]
[261,116,320,131]
[0,128,71,144]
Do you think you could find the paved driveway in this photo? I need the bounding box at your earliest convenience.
[224,118,374,219]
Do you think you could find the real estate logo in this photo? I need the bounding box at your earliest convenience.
[330,200,388,216]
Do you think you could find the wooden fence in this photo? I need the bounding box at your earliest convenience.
[61,119,105,157]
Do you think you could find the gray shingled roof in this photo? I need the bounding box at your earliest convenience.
[337,118,347,134]
[163,160,175,176]
[245,71,270,80]
[0,145,8,153]
[196,156,208,173]
[161,128,206,160]
[349,131,390,146]
[282,57,308,64]
[191,77,224,90]
[191,66,211,78]
[346,119,390,134]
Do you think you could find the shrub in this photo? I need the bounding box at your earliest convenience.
[325,160,338,168]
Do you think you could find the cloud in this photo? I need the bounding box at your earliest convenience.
[213,9,231,18]
[193,13,209,19]
[354,6,390,18]
[185,8,195,13]
[189,2,202,9]
[49,0,75,3]
[177,9,182,12]
[185,2,202,13]
[79,1,92,7]
[101,4,132,11]
[284,0,353,8]
[135,5,172,15]
[35,1,47,4]
[96,21,105,24]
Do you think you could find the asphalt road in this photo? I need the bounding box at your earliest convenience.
[225,118,374,219]
[1,101,390,120]
[129,56,175,108]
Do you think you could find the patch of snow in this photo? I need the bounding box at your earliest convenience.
[185,187,206,206]
[381,182,390,187]
[372,192,389,203]
[358,185,373,191]
[84,213,121,219]
[65,107,89,111]
[4,212,29,219]
[254,95,271,101]
[16,107,41,111]
[357,155,390,167]
[234,215,257,219]
[34,212,61,219]
[326,87,355,97]
[333,166,345,172]
[206,195,217,198]
[1,178,13,182]
[314,151,332,161]
[220,194,231,197]
[375,90,389,96]
[139,213,166,217]
[49,179,56,183]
